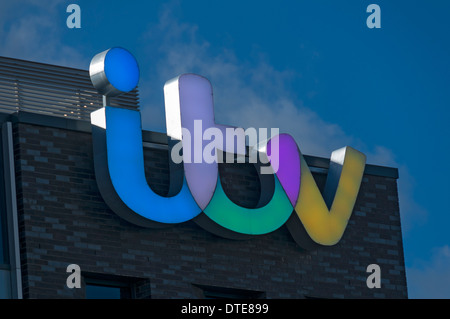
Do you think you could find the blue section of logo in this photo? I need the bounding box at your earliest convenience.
[104,48,139,93]
[104,106,201,223]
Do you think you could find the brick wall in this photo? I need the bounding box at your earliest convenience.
[12,121,408,299]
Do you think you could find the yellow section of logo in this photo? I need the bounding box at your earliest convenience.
[294,147,366,246]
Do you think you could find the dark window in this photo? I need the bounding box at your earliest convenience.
[84,275,133,299]
[85,283,131,299]
[83,273,150,299]
[194,284,265,299]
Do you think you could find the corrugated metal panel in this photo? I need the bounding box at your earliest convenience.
[0,56,140,120]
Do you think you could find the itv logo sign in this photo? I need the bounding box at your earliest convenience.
[89,48,366,250]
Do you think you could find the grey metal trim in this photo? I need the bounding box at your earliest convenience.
[304,154,399,179]
[89,48,140,98]
[364,164,399,179]
[0,56,139,121]
[2,122,22,299]
[89,49,112,96]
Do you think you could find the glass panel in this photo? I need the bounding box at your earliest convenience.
[0,270,11,299]
[0,212,8,264]
[86,284,121,299]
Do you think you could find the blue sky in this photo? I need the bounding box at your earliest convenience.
[0,0,449,298]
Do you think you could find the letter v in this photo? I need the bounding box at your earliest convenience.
[286,146,366,249]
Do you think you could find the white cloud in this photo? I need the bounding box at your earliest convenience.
[139,4,354,158]
[397,166,428,233]
[407,245,450,299]
[139,5,405,163]
[0,0,85,68]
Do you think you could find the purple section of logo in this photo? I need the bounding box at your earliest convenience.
[267,134,301,206]
[164,74,246,210]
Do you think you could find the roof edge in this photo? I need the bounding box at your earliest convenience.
[0,110,399,179]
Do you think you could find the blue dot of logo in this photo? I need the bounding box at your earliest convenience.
[104,47,139,93]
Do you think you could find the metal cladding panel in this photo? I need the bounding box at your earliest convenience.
[0,56,140,120]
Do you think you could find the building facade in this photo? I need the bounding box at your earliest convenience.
[0,56,407,299]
